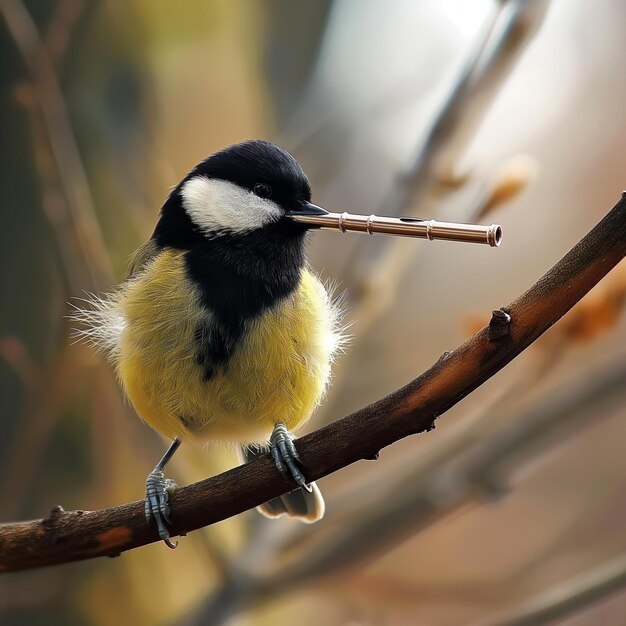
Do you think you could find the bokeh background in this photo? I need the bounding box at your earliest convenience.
[1,1,626,625]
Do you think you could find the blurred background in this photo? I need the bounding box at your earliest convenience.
[1,0,626,624]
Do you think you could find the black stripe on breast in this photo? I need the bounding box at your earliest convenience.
[184,228,306,378]
[193,316,242,379]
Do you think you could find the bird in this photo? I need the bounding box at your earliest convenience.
[73,140,346,547]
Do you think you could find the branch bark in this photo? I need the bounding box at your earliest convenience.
[1,193,626,573]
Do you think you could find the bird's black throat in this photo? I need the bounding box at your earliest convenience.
[185,224,307,319]
[188,228,306,378]
[153,203,308,378]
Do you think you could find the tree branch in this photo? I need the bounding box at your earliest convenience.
[1,193,626,573]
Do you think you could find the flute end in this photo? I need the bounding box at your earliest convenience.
[488,224,503,247]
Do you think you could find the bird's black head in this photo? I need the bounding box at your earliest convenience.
[153,140,321,252]
[152,141,328,322]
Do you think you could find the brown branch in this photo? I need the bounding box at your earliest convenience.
[1,193,626,573]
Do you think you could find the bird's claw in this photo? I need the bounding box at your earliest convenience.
[269,424,312,492]
[145,470,178,548]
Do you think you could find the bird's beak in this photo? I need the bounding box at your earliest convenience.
[286,202,329,229]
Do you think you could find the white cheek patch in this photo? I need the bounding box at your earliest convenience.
[181,176,282,235]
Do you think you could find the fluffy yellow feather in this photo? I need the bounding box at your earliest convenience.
[114,249,338,444]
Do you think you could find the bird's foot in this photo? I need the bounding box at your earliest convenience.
[145,470,178,549]
[269,423,312,492]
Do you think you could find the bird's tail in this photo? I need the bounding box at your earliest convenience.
[238,445,325,523]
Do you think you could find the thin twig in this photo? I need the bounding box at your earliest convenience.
[405,0,550,203]
[45,0,86,71]
[352,0,550,288]
[0,0,114,288]
[1,192,625,573]
[0,343,77,518]
[14,81,91,293]
[472,554,626,626]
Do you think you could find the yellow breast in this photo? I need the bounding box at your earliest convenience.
[116,249,336,443]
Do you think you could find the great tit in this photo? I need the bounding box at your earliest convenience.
[74,140,345,547]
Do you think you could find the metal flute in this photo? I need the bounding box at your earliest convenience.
[290,208,502,247]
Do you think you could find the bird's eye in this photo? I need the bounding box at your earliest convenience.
[253,183,272,199]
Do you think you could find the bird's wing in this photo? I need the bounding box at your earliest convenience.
[125,239,160,280]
